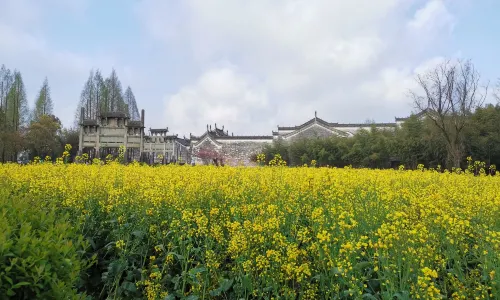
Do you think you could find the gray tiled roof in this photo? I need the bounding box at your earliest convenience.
[82,119,98,126]
[278,117,396,130]
[100,111,128,118]
[127,121,143,127]
[215,135,273,140]
[150,128,169,133]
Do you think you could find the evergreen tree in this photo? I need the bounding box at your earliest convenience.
[0,69,28,162]
[105,68,125,113]
[75,69,110,126]
[75,68,137,125]
[94,70,106,116]
[6,70,29,131]
[0,65,14,126]
[123,86,140,120]
[32,77,53,122]
[75,70,96,124]
[0,65,12,162]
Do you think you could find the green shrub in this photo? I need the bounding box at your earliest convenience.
[0,195,90,299]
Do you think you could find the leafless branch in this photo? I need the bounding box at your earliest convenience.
[494,78,500,103]
[408,58,487,167]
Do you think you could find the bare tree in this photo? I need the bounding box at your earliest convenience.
[494,78,500,103]
[409,59,488,168]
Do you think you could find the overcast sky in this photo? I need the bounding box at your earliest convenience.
[1,0,499,136]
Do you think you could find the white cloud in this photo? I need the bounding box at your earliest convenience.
[136,0,460,135]
[0,0,111,127]
[165,65,272,135]
[408,0,455,32]
[360,56,446,114]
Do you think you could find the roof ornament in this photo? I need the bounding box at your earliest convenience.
[315,111,317,120]
[206,124,209,131]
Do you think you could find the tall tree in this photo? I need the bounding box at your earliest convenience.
[123,86,140,120]
[0,65,14,125]
[0,69,28,162]
[75,70,96,124]
[409,59,488,168]
[75,68,138,125]
[1,65,13,162]
[466,104,500,166]
[6,70,29,131]
[75,69,110,126]
[32,77,53,122]
[95,70,107,116]
[105,69,125,114]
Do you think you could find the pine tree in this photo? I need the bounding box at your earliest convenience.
[0,65,14,126]
[124,86,140,120]
[0,69,29,162]
[94,70,106,117]
[32,77,53,122]
[75,70,95,123]
[0,65,13,162]
[75,68,134,126]
[6,70,29,131]
[74,69,107,126]
[106,68,125,113]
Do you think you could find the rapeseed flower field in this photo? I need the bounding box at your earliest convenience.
[1,161,499,299]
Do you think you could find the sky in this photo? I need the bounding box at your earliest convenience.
[0,0,499,136]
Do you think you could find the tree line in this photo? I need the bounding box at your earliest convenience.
[1,58,500,167]
[74,69,140,126]
[261,60,500,170]
[261,106,500,170]
[0,64,140,163]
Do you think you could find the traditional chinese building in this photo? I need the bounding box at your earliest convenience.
[78,108,190,163]
[78,108,412,166]
[189,111,405,166]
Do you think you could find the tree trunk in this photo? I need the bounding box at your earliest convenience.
[447,143,463,169]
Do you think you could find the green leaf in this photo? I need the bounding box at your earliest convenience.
[167,251,184,261]
[132,230,145,239]
[126,270,134,281]
[12,282,31,289]
[121,281,137,292]
[188,266,207,277]
[209,278,234,296]
[241,274,252,291]
[393,291,410,300]
[354,261,372,271]
[87,237,97,250]
[219,278,233,292]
